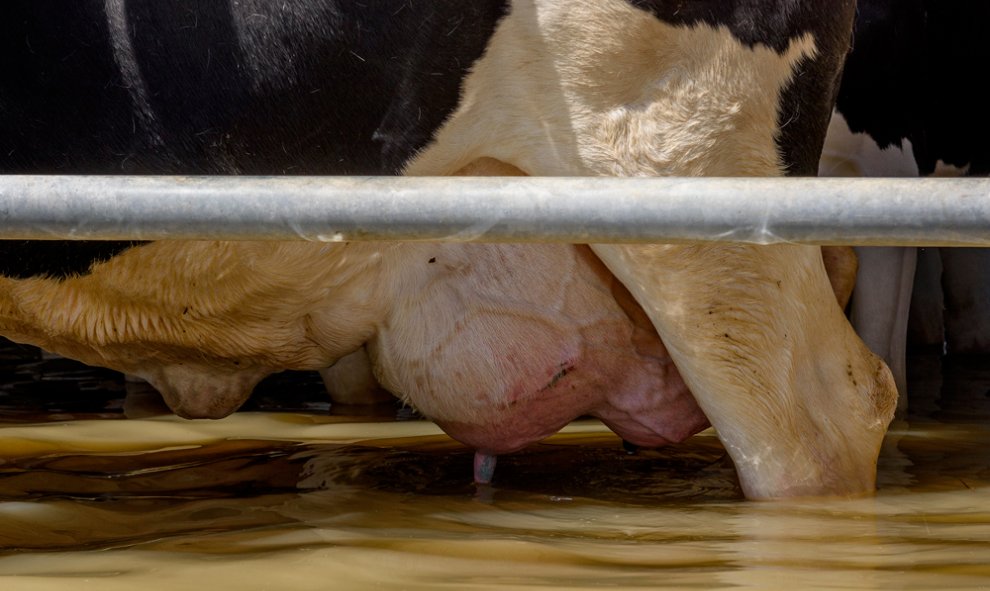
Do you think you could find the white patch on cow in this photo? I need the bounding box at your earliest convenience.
[103,0,165,147]
[931,161,970,177]
[406,0,817,178]
[819,112,919,177]
[819,111,969,177]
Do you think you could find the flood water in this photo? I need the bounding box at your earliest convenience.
[1,341,989,590]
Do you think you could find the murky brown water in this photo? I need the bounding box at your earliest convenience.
[1,342,989,590]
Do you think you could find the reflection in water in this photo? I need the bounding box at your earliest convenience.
[1,344,990,590]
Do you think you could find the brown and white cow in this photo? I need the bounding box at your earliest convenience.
[0,0,896,499]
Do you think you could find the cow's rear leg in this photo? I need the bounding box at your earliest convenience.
[592,243,897,499]
[850,246,917,401]
[908,247,946,349]
[941,247,990,354]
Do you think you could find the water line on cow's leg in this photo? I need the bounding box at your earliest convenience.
[473,452,497,484]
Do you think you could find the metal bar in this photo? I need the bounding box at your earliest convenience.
[0,175,988,245]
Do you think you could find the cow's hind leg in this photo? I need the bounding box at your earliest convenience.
[850,246,917,401]
[592,243,897,499]
[941,247,990,355]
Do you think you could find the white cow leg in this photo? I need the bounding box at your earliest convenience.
[592,243,897,500]
[850,246,917,402]
[940,247,990,354]
[907,247,946,351]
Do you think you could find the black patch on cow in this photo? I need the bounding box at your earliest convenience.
[836,0,990,175]
[625,0,857,176]
[0,1,141,173]
[1,0,509,175]
[0,242,142,279]
[1,0,509,277]
[628,0,830,53]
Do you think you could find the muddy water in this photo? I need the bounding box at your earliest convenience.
[1,344,989,590]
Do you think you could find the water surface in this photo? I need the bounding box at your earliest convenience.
[1,344,988,590]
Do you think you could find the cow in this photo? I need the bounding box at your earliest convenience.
[0,0,896,500]
[819,0,990,403]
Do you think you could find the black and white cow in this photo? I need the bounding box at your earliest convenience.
[0,0,895,499]
[819,0,990,401]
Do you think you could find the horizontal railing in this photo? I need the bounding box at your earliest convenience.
[0,175,988,246]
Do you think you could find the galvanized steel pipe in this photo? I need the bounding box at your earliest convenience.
[0,175,987,246]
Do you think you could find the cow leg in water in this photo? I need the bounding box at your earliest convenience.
[592,243,897,499]
[398,0,882,495]
[850,246,917,404]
